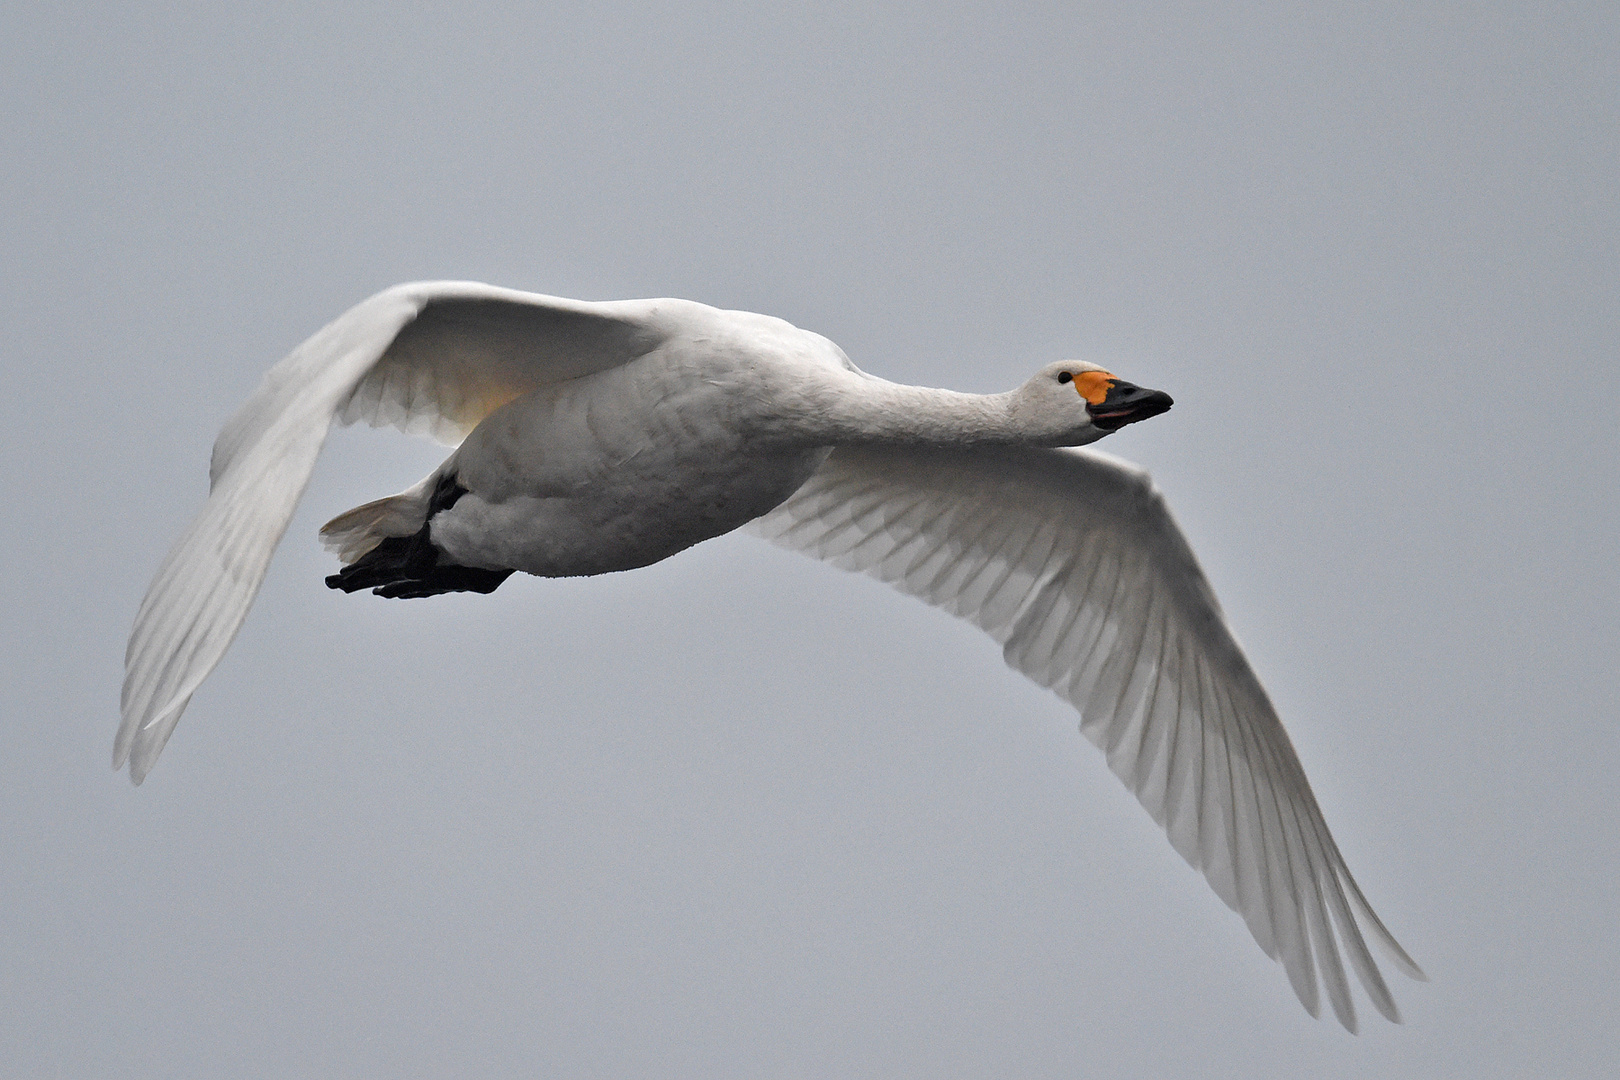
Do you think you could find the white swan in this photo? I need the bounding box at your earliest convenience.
[119,281,1422,1028]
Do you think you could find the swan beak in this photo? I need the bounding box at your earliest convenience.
[1085,379,1174,431]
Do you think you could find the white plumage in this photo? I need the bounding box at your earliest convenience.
[120,281,1422,1029]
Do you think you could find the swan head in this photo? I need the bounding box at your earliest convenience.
[1011,361,1175,445]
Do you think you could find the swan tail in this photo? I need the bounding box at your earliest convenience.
[319,474,438,564]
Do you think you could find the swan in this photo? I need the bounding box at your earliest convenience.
[119,280,1422,1029]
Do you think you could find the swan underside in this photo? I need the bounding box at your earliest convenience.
[324,474,513,599]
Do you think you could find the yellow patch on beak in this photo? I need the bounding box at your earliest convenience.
[1072,370,1114,406]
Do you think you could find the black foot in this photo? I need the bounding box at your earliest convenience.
[325,475,514,599]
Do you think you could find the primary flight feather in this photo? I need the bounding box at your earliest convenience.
[120,281,1422,1029]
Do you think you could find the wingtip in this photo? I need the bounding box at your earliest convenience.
[126,739,161,786]
[1327,987,1358,1034]
[112,747,145,785]
[1369,992,1401,1027]
[113,739,142,783]
[1384,947,1428,983]
[1348,886,1428,984]
[112,728,135,773]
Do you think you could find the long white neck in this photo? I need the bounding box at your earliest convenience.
[820,377,1017,445]
[779,368,1092,448]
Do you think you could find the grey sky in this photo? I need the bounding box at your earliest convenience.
[3,2,1616,1076]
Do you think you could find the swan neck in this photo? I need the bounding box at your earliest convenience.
[811,376,1021,446]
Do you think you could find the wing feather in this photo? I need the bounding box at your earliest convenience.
[119,282,671,782]
[750,443,1421,1026]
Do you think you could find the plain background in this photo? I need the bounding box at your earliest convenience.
[3,2,1616,1077]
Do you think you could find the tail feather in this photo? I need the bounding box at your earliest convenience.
[320,474,436,563]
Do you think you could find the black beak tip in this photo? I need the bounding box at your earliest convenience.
[1088,383,1174,430]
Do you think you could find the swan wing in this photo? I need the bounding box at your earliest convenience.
[118,282,669,783]
[749,443,1422,1029]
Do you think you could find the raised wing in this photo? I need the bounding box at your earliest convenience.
[749,443,1423,1030]
[119,282,669,783]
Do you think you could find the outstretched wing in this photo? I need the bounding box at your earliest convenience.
[118,282,670,783]
[749,443,1423,1030]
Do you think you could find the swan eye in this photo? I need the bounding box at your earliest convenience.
[1057,371,1072,384]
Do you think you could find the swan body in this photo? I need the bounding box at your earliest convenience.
[120,281,1421,1029]
[426,308,834,578]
